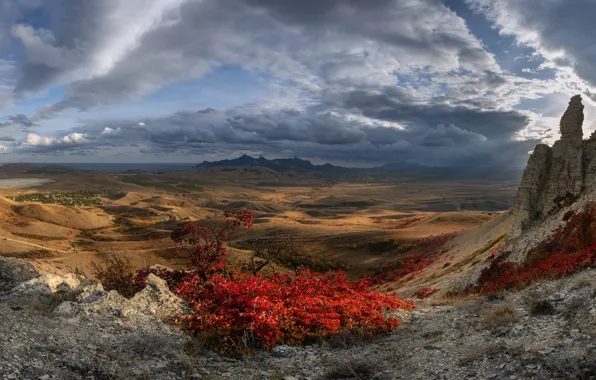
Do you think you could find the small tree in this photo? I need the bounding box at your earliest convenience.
[244,234,297,275]
[171,210,253,276]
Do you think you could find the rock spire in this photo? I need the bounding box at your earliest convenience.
[513,95,589,235]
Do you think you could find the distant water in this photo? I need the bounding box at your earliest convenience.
[0,178,54,188]
[30,163,197,172]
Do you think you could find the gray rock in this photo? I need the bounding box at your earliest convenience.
[130,273,190,322]
[512,95,589,236]
[0,256,39,292]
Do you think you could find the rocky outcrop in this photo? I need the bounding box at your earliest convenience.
[0,257,39,292]
[130,274,190,322]
[513,95,594,236]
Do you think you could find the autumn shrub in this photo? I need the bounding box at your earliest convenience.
[133,210,414,354]
[175,269,414,353]
[91,255,137,298]
[471,206,596,294]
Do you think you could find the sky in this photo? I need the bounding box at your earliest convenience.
[0,0,595,168]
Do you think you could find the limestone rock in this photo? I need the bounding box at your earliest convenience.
[130,273,190,322]
[560,95,584,142]
[5,273,99,309]
[9,273,93,298]
[513,95,592,235]
[0,257,39,292]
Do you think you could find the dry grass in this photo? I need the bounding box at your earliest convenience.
[480,304,519,328]
[90,255,137,298]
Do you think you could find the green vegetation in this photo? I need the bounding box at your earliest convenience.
[8,190,109,206]
[78,229,117,242]
[11,232,65,241]
[335,239,414,254]
[114,216,154,232]
[176,183,204,192]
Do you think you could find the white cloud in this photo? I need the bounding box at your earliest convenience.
[25,132,89,147]
[101,127,122,135]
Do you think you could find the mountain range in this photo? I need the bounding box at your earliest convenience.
[196,154,523,180]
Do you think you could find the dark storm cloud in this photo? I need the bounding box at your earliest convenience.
[23,98,535,170]
[334,89,530,139]
[0,114,36,128]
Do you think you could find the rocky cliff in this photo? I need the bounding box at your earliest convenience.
[512,95,596,236]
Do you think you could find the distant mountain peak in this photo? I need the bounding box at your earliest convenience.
[196,155,340,172]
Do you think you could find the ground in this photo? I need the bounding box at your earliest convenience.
[1,266,594,379]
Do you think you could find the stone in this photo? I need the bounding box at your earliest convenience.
[560,95,584,142]
[512,95,590,236]
[129,273,190,322]
[0,257,39,292]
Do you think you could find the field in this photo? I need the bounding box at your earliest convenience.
[0,164,518,283]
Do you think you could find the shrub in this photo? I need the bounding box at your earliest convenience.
[174,269,414,353]
[91,255,137,298]
[530,300,555,316]
[171,210,253,276]
[480,304,519,328]
[471,206,596,294]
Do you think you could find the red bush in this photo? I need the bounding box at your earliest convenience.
[472,206,596,294]
[174,269,414,352]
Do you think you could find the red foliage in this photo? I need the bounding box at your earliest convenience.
[472,206,596,294]
[413,286,440,299]
[174,269,414,351]
[370,232,457,285]
[137,210,414,354]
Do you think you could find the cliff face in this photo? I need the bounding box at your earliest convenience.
[513,95,595,236]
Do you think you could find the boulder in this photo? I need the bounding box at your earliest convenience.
[0,257,39,292]
[6,273,101,309]
[130,274,190,322]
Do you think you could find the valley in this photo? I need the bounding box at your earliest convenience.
[0,163,516,285]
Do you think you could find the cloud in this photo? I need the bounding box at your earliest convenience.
[0,0,572,169]
[11,0,186,96]
[16,99,535,169]
[19,132,91,153]
[20,0,504,116]
[467,0,596,94]
[0,114,37,129]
